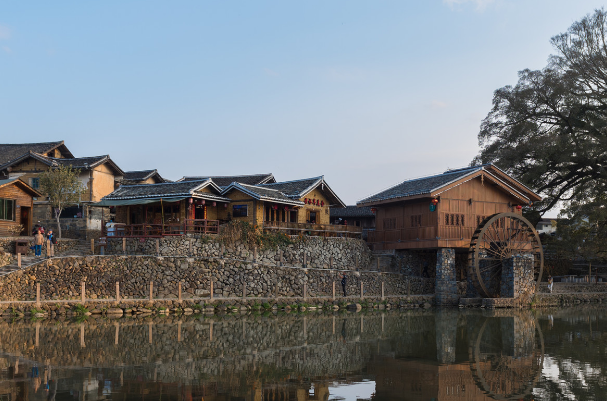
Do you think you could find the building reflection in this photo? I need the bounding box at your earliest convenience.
[0,309,551,401]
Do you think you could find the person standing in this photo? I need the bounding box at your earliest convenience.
[46,230,55,258]
[34,230,44,257]
[548,275,554,293]
[341,273,347,297]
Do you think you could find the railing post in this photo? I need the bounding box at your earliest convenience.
[279,250,283,266]
[330,256,333,269]
[81,282,86,303]
[116,282,120,302]
[149,281,154,301]
[210,280,214,300]
[36,283,41,307]
[332,281,335,301]
[303,253,307,268]
[90,239,94,255]
[17,253,21,268]
[156,239,159,256]
[381,281,385,300]
[189,239,192,256]
[360,281,363,299]
[122,238,126,255]
[253,247,257,262]
[178,282,182,303]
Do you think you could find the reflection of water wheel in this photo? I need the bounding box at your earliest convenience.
[468,213,543,298]
[470,317,544,400]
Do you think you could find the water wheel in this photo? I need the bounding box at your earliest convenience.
[468,212,543,298]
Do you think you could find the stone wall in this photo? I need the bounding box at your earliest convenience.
[0,255,435,302]
[501,254,535,303]
[0,237,82,255]
[435,249,458,306]
[103,236,374,271]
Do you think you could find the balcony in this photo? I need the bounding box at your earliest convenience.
[105,219,219,237]
[263,221,362,238]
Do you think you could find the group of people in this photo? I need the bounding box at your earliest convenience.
[33,228,56,258]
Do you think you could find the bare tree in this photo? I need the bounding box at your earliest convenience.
[39,165,84,239]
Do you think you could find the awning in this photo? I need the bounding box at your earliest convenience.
[91,197,188,207]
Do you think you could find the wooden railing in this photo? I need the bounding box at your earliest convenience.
[263,221,362,238]
[105,219,219,237]
[368,225,475,244]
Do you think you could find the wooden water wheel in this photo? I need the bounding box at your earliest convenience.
[468,212,543,298]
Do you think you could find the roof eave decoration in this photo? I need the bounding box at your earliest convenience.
[298,176,346,208]
[0,178,43,197]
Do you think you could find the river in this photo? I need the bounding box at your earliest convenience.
[0,307,603,400]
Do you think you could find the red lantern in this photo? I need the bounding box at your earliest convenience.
[431,199,439,205]
[321,201,324,206]
[284,206,289,211]
[213,202,217,207]
[371,208,377,214]
[202,200,205,205]
[516,205,522,210]
[189,198,193,204]
[307,199,311,204]
[304,198,308,203]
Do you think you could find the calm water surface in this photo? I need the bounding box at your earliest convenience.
[0,307,604,400]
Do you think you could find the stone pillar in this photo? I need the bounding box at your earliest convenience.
[501,254,534,300]
[435,248,458,306]
[435,310,458,364]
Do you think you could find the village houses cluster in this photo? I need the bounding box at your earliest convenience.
[0,141,375,240]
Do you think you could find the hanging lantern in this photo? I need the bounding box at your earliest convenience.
[431,198,439,206]
[213,202,217,207]
[284,206,289,211]
[370,208,377,214]
[304,198,308,203]
[321,201,324,207]
[189,198,193,204]
[516,205,523,210]
[201,200,205,205]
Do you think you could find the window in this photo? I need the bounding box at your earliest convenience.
[383,218,396,230]
[0,199,15,221]
[410,215,421,227]
[233,205,248,217]
[476,215,487,226]
[30,177,40,190]
[445,213,465,226]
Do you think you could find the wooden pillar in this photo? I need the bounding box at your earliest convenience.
[122,238,126,254]
[330,256,333,269]
[253,247,258,262]
[46,240,51,258]
[81,282,86,303]
[178,282,182,303]
[381,281,385,301]
[115,282,120,302]
[80,325,85,348]
[210,280,214,300]
[360,316,364,333]
[155,239,159,256]
[149,282,154,301]
[17,253,21,268]
[189,239,193,256]
[382,313,384,332]
[35,322,40,347]
[303,253,307,268]
[209,321,213,342]
[332,281,335,301]
[148,323,153,344]
[90,239,94,255]
[36,283,41,307]
[114,323,119,345]
[279,250,283,266]
[332,316,335,335]
[177,321,182,342]
[360,281,363,299]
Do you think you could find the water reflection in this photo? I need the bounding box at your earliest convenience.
[0,307,605,400]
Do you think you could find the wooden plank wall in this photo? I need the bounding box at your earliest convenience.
[0,183,34,236]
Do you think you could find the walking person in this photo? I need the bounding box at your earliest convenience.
[46,230,55,258]
[341,273,347,297]
[34,230,44,257]
[548,275,554,293]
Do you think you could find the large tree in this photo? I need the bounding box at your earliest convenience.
[39,165,84,239]
[474,9,607,214]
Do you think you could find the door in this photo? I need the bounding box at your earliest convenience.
[20,207,30,236]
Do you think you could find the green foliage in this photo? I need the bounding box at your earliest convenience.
[30,308,44,314]
[261,302,271,310]
[473,9,607,219]
[73,304,88,315]
[39,165,85,239]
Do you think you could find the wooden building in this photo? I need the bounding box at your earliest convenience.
[330,205,375,239]
[357,165,541,250]
[177,173,276,187]
[98,179,232,236]
[122,169,166,185]
[0,178,42,236]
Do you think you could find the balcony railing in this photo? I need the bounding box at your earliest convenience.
[105,219,219,237]
[263,221,362,238]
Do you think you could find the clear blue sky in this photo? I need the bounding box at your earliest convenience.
[0,1,604,204]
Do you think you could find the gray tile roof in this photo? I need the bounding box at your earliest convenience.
[103,179,230,202]
[0,141,73,166]
[223,183,304,206]
[330,206,375,219]
[259,177,321,198]
[123,169,165,184]
[180,174,275,188]
[358,166,484,205]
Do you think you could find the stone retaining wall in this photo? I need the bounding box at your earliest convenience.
[103,236,374,271]
[0,255,435,302]
[0,237,82,255]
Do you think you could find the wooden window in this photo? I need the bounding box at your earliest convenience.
[446,213,465,226]
[0,199,15,221]
[233,205,248,217]
[411,215,421,227]
[476,215,487,227]
[30,177,40,190]
[383,218,396,230]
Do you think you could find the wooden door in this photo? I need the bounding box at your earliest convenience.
[20,207,30,236]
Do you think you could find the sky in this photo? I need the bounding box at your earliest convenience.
[1,0,605,205]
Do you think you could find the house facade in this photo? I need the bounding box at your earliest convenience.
[0,178,42,236]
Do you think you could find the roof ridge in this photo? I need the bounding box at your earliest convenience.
[118,179,211,188]
[236,182,283,192]
[261,176,322,186]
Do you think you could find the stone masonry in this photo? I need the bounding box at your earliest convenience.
[435,248,458,306]
[500,254,535,302]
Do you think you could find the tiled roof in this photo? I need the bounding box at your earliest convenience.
[223,183,304,206]
[259,177,321,198]
[103,179,230,202]
[122,169,165,184]
[0,141,73,166]
[0,178,42,196]
[358,166,483,205]
[179,174,275,188]
[330,206,375,219]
